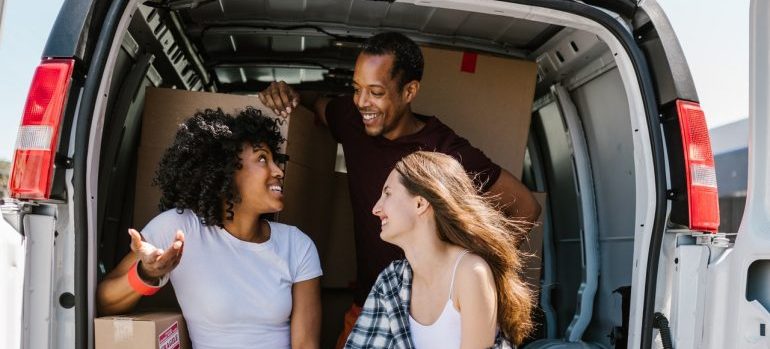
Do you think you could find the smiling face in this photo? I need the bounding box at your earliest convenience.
[372,169,423,245]
[352,53,419,139]
[231,143,285,215]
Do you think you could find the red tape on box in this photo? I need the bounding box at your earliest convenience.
[461,52,478,73]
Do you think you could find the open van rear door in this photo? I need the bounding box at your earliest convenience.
[702,1,770,347]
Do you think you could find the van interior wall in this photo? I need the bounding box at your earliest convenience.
[530,101,583,334]
[97,5,209,281]
[533,66,636,345]
[567,67,635,344]
[97,41,150,274]
[95,17,169,313]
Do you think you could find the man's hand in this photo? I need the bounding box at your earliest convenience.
[258,81,300,118]
[128,228,185,282]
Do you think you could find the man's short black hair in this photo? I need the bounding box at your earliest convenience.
[361,32,424,89]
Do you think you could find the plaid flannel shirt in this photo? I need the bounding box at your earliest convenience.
[344,259,515,349]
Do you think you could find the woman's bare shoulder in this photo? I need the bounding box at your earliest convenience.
[457,252,493,280]
[454,252,496,306]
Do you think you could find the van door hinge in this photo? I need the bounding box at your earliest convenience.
[692,232,731,248]
[1,199,23,234]
[55,154,74,169]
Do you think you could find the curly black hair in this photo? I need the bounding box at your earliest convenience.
[361,32,424,90]
[152,107,285,227]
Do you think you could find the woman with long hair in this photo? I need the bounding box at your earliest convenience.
[345,151,534,349]
[97,108,322,349]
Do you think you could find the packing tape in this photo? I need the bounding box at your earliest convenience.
[113,317,134,342]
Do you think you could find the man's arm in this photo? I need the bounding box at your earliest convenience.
[486,169,541,224]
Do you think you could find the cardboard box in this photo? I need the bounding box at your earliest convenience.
[413,47,537,178]
[320,172,357,288]
[95,312,190,349]
[278,160,335,253]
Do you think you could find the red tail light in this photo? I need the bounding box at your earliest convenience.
[676,100,719,232]
[9,59,75,200]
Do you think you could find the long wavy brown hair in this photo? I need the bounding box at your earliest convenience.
[394,151,535,344]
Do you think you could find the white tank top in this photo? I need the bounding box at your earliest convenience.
[409,250,469,349]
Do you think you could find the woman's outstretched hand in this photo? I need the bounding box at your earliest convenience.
[128,228,185,281]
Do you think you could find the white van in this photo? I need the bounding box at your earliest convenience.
[3,0,768,348]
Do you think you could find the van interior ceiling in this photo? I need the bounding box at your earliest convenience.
[95,1,644,348]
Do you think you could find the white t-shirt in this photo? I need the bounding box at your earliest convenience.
[141,209,323,349]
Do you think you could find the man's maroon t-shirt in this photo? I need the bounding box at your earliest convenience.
[325,96,502,305]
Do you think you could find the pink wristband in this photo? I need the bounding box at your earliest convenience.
[127,260,162,296]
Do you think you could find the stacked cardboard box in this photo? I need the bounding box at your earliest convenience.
[95,312,190,349]
[413,46,537,178]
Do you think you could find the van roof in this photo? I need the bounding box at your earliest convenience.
[166,0,564,90]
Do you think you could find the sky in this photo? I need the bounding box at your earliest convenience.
[656,0,751,127]
[0,0,66,162]
[0,0,752,162]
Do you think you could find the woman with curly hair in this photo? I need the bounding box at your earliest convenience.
[345,151,534,349]
[97,107,322,349]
